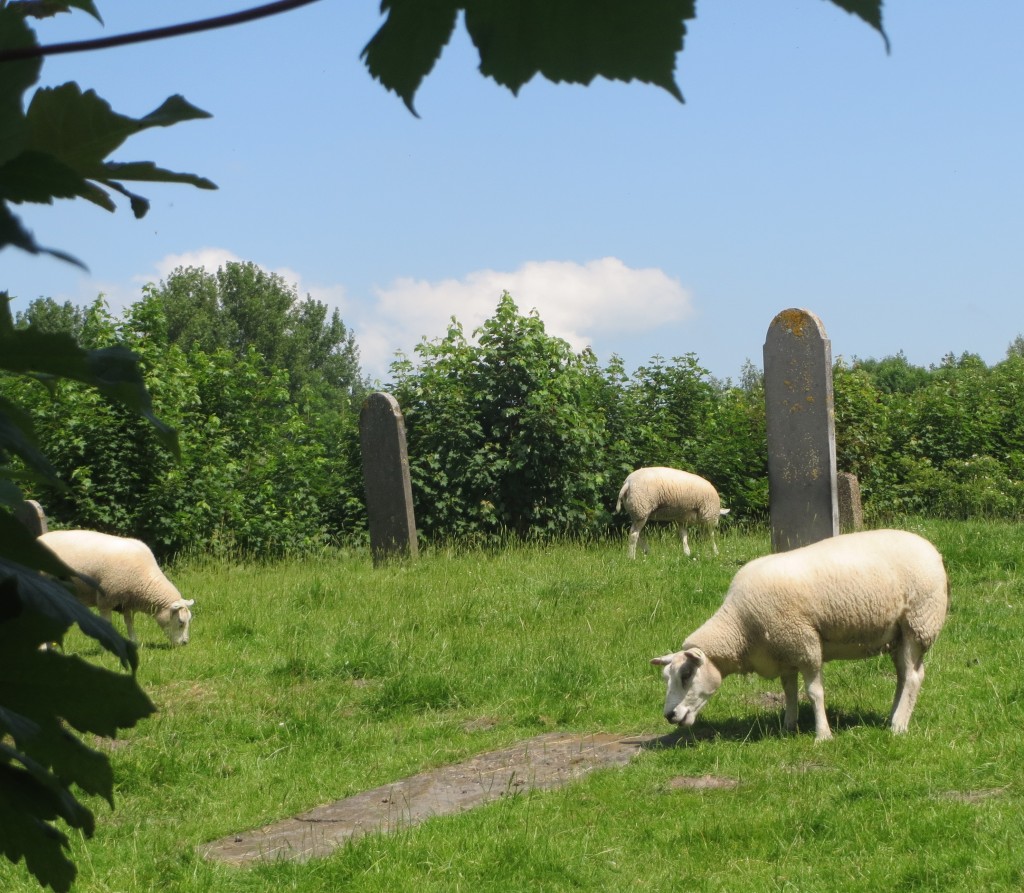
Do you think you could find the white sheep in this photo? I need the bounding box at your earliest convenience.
[651,529,949,740]
[616,467,729,559]
[39,530,194,646]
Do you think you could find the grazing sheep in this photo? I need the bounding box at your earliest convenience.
[651,529,949,740]
[39,530,194,646]
[616,467,729,559]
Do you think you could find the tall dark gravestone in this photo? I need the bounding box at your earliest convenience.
[359,392,418,565]
[763,309,838,552]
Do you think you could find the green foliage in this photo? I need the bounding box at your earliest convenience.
[144,262,364,399]
[10,291,366,557]
[691,379,769,518]
[0,623,152,893]
[363,0,887,113]
[0,4,215,264]
[599,352,768,520]
[388,294,772,545]
[0,5,217,883]
[390,293,610,540]
[13,299,85,339]
[835,348,1024,522]
[833,361,895,505]
[618,353,717,467]
[850,351,931,394]
[14,282,1024,549]
[0,296,160,892]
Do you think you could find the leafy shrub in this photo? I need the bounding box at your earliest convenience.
[9,292,365,557]
[932,456,1024,520]
[389,293,611,542]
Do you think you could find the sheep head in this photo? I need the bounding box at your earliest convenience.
[650,648,722,726]
[157,598,195,646]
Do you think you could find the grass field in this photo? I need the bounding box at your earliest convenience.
[3,520,1024,892]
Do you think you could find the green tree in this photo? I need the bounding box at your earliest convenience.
[284,294,364,397]
[387,310,775,542]
[145,262,364,399]
[908,353,999,466]
[390,293,610,540]
[146,266,222,354]
[622,353,718,469]
[10,299,172,535]
[833,350,1024,522]
[989,352,1024,458]
[596,353,763,521]
[585,353,636,506]
[833,360,895,516]
[138,263,368,549]
[852,352,931,394]
[13,299,86,339]
[10,291,359,557]
[690,378,768,520]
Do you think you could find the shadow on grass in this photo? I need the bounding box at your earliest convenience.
[138,640,178,652]
[61,637,178,661]
[641,704,891,748]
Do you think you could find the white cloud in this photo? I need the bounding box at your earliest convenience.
[144,248,243,282]
[353,257,694,381]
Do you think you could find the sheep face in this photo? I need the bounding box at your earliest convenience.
[156,599,195,646]
[651,648,722,726]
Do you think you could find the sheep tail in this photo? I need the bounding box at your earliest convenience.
[615,480,629,513]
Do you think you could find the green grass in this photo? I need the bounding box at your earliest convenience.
[4,521,1024,892]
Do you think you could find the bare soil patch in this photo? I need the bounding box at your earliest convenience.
[667,774,739,791]
[940,786,1011,804]
[201,730,681,865]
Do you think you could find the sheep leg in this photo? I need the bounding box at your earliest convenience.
[627,519,648,559]
[122,610,138,643]
[890,636,926,733]
[677,524,692,557]
[709,527,719,556]
[781,671,800,732]
[802,666,832,741]
[99,604,135,642]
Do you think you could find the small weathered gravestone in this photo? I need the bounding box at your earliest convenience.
[837,471,864,533]
[763,309,838,552]
[14,499,48,537]
[359,392,418,565]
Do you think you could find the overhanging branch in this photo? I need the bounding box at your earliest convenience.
[0,0,326,62]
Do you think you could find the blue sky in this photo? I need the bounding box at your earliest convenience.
[4,1,1022,384]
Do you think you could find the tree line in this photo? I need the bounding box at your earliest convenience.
[6,266,1024,557]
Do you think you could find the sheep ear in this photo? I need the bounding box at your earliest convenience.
[683,648,706,666]
[720,508,731,516]
[170,599,194,610]
[650,654,675,667]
